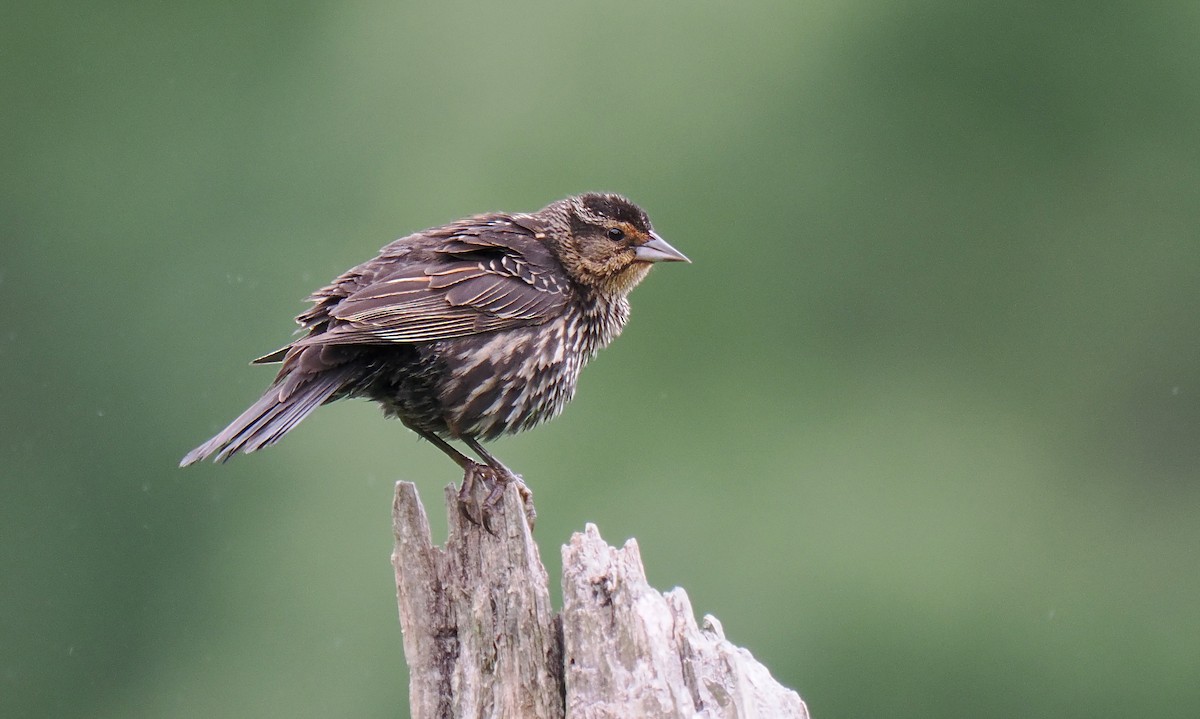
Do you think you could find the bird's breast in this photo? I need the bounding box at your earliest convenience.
[437,300,628,439]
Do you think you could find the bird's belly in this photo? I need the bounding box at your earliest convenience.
[436,318,584,440]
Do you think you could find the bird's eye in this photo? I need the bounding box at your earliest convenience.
[606,227,625,242]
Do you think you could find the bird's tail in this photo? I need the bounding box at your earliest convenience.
[180,366,355,467]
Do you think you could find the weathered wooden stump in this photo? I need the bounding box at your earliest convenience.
[392,481,809,719]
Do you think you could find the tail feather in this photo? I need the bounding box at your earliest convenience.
[180,367,354,467]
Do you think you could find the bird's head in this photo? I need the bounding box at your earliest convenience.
[541,192,689,296]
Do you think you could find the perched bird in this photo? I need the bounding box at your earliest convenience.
[181,192,688,514]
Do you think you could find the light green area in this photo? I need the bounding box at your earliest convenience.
[4,2,1198,717]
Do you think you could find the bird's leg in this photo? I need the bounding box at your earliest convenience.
[462,436,520,479]
[408,426,497,527]
[462,436,535,528]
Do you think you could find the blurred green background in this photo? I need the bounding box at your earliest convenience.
[4,1,1198,717]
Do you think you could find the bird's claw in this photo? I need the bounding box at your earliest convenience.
[456,462,494,531]
[456,463,535,533]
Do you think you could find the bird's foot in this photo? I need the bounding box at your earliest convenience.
[456,461,496,531]
[456,462,535,533]
[484,470,535,530]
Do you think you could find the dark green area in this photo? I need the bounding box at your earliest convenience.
[4,1,1198,717]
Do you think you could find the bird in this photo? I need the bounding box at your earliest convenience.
[180,192,688,518]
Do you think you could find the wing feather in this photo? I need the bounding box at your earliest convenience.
[290,225,570,348]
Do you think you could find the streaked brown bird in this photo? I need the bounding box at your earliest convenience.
[181,192,688,514]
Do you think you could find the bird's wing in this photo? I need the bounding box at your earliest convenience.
[290,227,571,348]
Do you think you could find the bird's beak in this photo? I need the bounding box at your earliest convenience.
[634,232,691,263]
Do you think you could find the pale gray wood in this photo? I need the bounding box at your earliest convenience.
[392,481,563,719]
[560,524,809,719]
[392,482,809,719]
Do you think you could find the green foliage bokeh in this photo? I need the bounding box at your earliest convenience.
[3,2,1198,717]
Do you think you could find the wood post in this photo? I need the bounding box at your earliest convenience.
[392,481,809,719]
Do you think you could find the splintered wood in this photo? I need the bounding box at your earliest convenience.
[392,481,808,719]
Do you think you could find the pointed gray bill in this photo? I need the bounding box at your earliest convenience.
[634,232,691,263]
